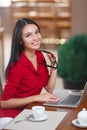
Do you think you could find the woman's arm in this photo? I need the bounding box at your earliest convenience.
[46,68,57,93]
[45,52,58,93]
[1,92,58,109]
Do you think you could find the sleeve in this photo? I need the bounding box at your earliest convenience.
[1,62,23,100]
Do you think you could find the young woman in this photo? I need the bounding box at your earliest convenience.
[0,18,58,118]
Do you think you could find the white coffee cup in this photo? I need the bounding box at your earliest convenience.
[77,108,87,125]
[32,106,45,119]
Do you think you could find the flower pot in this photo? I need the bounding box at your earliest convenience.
[63,79,86,90]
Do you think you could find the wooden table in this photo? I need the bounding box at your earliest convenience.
[26,99,87,130]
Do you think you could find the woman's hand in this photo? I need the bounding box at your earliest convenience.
[47,52,58,69]
[47,52,58,64]
[34,92,59,102]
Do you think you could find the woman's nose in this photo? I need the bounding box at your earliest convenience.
[33,33,38,39]
[33,33,37,38]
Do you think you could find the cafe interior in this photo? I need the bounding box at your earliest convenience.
[0,0,87,130]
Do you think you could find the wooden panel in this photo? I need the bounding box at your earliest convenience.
[11,0,71,39]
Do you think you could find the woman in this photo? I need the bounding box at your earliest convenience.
[0,18,58,118]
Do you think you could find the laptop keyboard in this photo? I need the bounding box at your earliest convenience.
[59,94,81,105]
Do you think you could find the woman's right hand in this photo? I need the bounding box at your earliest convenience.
[1,93,58,109]
[34,92,59,103]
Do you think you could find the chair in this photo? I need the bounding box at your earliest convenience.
[0,66,5,94]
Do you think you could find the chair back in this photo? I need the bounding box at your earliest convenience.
[0,66,5,94]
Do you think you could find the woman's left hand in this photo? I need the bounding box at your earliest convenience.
[47,52,58,68]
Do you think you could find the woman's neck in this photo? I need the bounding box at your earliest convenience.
[24,50,36,59]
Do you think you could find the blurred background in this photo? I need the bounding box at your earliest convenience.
[0,0,87,89]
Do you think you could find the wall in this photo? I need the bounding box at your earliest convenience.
[0,7,11,34]
[72,0,87,35]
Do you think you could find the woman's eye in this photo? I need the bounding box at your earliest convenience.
[25,34,31,37]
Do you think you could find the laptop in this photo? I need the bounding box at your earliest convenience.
[44,82,87,108]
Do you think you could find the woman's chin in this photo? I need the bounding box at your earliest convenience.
[34,44,40,49]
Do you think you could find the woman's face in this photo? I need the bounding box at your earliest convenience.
[21,24,41,51]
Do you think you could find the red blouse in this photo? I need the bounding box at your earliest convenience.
[0,50,49,118]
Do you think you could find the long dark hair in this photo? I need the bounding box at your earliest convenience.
[5,18,40,76]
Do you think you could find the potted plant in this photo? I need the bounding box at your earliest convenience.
[57,34,87,90]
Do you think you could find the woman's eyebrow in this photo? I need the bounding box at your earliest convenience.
[23,32,31,36]
[23,28,39,36]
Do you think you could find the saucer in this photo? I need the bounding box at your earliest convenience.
[27,114,48,122]
[72,119,87,128]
